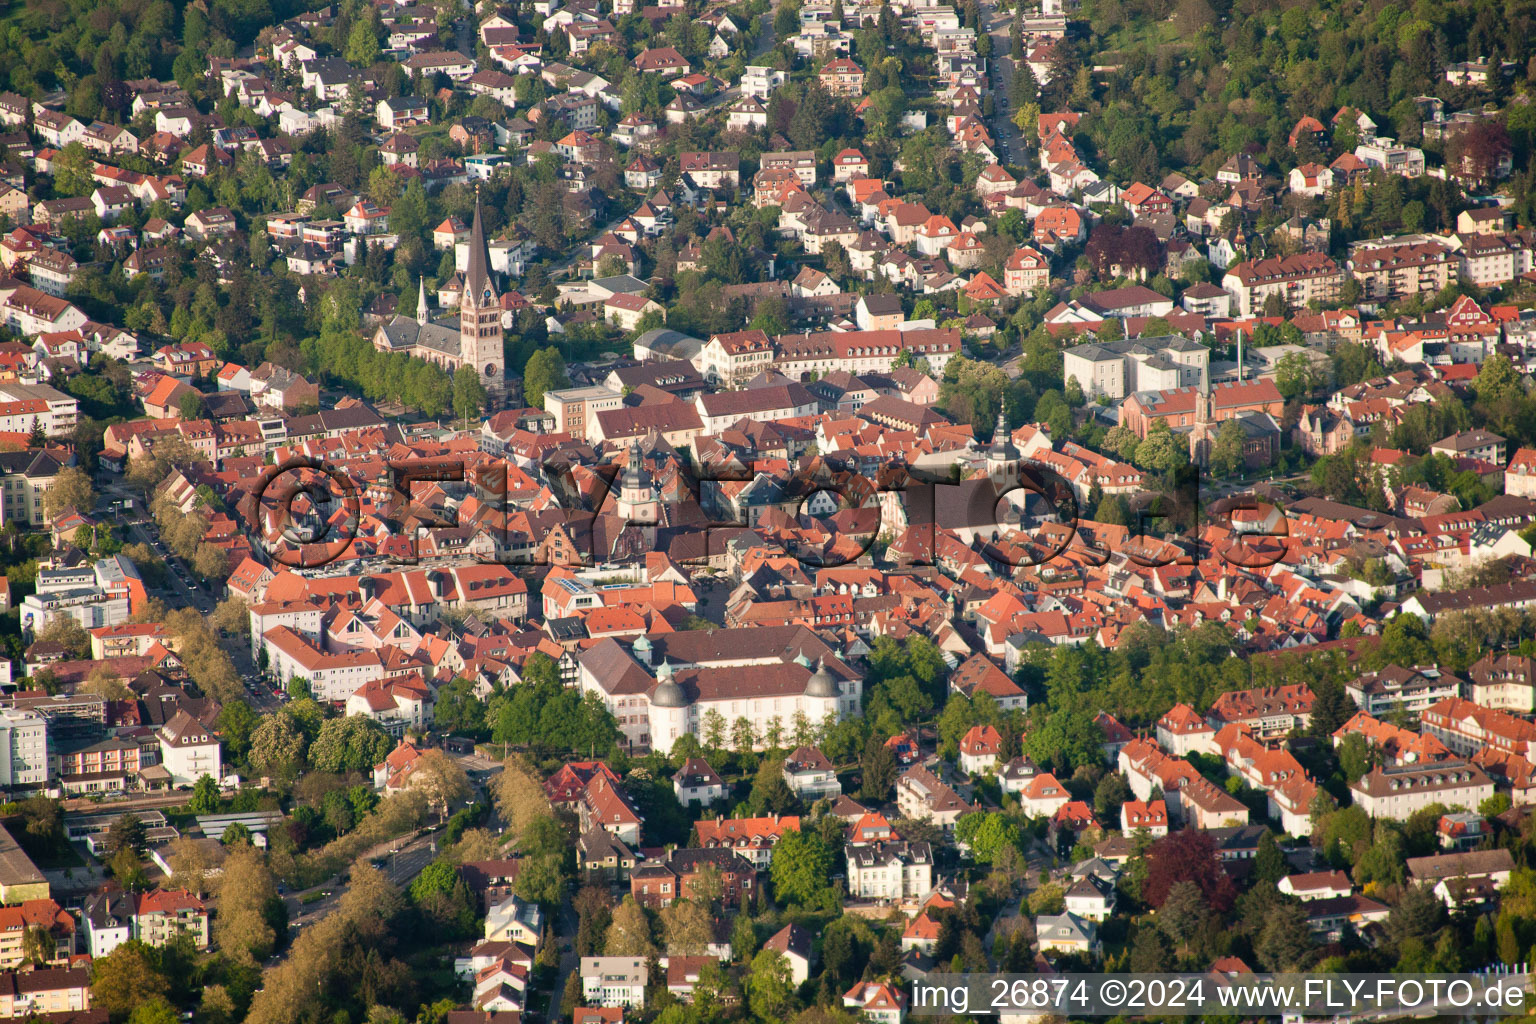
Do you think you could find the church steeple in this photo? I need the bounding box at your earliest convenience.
[416,276,429,326]
[459,189,505,406]
[616,436,659,529]
[464,190,496,306]
[987,407,1018,468]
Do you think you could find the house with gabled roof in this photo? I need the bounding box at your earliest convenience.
[843,981,906,1024]
[673,756,726,807]
[633,46,690,76]
[763,923,814,984]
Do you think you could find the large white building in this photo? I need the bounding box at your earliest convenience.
[575,626,860,755]
[1062,336,1208,400]
[1345,665,1462,718]
[20,556,141,634]
[844,841,933,900]
[580,958,648,1009]
[1350,761,1493,819]
[0,710,47,789]
[157,710,221,786]
[0,383,78,437]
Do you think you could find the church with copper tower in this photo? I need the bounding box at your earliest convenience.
[371,193,506,405]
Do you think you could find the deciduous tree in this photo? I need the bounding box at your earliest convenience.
[604,895,656,956]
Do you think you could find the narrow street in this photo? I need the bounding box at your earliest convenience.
[981,0,1028,167]
[544,896,578,1021]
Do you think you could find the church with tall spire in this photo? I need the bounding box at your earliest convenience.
[370,192,506,405]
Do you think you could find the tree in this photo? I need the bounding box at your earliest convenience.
[308,715,395,773]
[18,797,64,856]
[178,390,207,421]
[769,826,837,908]
[1023,708,1102,776]
[1208,419,1246,478]
[413,749,472,820]
[1026,881,1065,914]
[1103,424,1141,461]
[1309,678,1357,739]
[221,822,253,847]
[346,18,381,66]
[860,734,897,800]
[214,843,277,964]
[210,596,250,635]
[747,949,793,1024]
[1273,350,1316,399]
[43,466,95,521]
[702,709,727,751]
[1093,773,1132,817]
[561,972,582,1018]
[1143,829,1235,912]
[106,814,148,858]
[110,846,148,890]
[189,775,220,814]
[1156,879,1208,955]
[1337,732,1378,782]
[522,347,570,408]
[20,925,54,967]
[36,616,90,657]
[54,143,96,198]
[733,911,758,960]
[1084,224,1162,279]
[955,812,1022,865]
[1133,422,1188,473]
[1254,831,1287,886]
[1447,119,1513,185]
[605,895,656,956]
[1129,925,1175,972]
[749,757,797,815]
[495,756,553,840]
[1256,899,1314,971]
[90,941,169,1018]
[661,898,714,954]
[166,836,221,898]
[774,1,799,35]
[453,369,488,425]
[732,716,757,755]
[82,666,131,700]
[127,997,179,1024]
[248,712,308,778]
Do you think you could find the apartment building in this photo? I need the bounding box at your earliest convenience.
[542,385,622,441]
[1420,696,1536,759]
[0,967,91,1017]
[580,958,647,1009]
[844,840,933,900]
[1348,241,1454,300]
[1467,651,1536,713]
[0,711,46,790]
[0,450,69,528]
[1062,335,1208,400]
[1351,760,1493,819]
[0,901,73,968]
[1345,665,1462,717]
[83,889,209,956]
[1221,253,1344,316]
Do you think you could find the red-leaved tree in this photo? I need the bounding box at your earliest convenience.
[1142,828,1237,912]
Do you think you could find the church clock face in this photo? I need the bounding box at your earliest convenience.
[485,363,497,377]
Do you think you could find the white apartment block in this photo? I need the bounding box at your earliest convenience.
[580,958,648,1008]
[0,710,47,789]
[844,841,933,900]
[1350,761,1493,820]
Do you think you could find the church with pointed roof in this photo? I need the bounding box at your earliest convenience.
[371,194,506,404]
